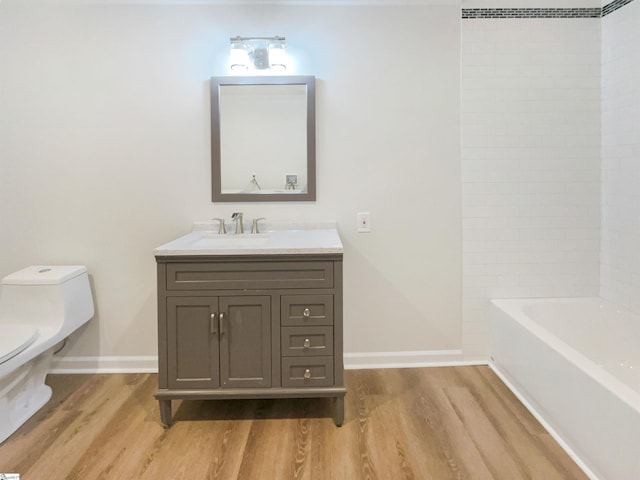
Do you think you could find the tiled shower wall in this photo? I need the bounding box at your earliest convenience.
[461,16,602,358]
[600,0,640,312]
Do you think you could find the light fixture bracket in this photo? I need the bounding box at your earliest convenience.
[229,36,288,72]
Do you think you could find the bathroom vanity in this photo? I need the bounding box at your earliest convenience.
[153,224,345,426]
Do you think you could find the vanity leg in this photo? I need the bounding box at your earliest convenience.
[334,396,344,427]
[159,399,172,428]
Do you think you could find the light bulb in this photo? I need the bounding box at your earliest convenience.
[229,43,249,71]
[268,42,288,70]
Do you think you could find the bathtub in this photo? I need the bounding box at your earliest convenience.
[490,297,640,480]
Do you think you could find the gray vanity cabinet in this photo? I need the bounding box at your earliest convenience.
[166,295,271,390]
[155,254,345,427]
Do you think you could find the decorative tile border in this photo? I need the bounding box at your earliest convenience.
[602,0,636,15]
[462,8,601,18]
[462,0,636,19]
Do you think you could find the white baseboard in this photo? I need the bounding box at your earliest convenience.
[50,351,486,374]
[50,356,158,374]
[344,349,484,369]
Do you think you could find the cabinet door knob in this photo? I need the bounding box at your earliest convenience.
[303,308,311,319]
[210,313,217,335]
[303,338,311,348]
[303,368,311,379]
[219,312,225,335]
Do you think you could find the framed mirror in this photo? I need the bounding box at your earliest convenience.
[210,75,316,202]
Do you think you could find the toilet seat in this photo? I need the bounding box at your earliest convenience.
[0,324,39,364]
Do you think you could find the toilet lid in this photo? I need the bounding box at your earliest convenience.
[0,324,39,364]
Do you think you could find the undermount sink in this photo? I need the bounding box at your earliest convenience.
[153,222,343,256]
[188,233,270,248]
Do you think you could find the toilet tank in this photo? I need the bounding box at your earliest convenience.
[0,265,94,336]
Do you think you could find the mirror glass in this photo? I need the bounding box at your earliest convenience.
[211,75,316,202]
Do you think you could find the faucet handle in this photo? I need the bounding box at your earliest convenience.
[251,217,266,234]
[211,218,226,234]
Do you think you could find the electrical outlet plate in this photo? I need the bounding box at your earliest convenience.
[357,212,371,233]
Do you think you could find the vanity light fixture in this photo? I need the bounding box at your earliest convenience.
[229,36,288,72]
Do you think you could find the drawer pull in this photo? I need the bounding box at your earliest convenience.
[303,308,311,319]
[303,338,311,349]
[303,368,312,379]
[210,313,218,335]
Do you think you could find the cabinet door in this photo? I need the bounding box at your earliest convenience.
[219,296,271,388]
[167,297,220,389]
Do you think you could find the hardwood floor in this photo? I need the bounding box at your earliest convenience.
[0,367,588,480]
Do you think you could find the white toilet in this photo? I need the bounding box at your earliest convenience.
[0,265,94,443]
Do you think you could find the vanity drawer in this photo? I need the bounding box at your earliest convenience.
[281,357,334,387]
[166,262,334,291]
[281,295,334,326]
[281,326,333,357]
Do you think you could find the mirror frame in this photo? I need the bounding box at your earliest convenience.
[210,75,316,203]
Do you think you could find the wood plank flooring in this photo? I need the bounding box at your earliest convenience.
[0,367,588,479]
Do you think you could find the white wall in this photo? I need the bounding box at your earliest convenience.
[0,2,462,369]
[461,16,602,358]
[600,0,640,312]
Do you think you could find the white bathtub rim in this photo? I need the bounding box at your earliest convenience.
[489,361,600,480]
[490,297,640,417]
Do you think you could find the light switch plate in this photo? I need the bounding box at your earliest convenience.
[285,173,298,186]
[357,212,371,233]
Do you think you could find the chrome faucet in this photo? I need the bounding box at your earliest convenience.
[251,217,266,234]
[231,212,244,234]
[211,218,226,234]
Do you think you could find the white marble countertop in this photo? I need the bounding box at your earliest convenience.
[154,221,343,256]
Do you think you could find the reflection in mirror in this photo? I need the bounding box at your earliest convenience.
[211,76,316,202]
[220,84,307,192]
